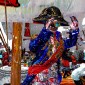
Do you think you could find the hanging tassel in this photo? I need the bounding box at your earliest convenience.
[24,23,30,37]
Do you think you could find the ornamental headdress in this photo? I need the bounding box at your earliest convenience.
[33,6,69,26]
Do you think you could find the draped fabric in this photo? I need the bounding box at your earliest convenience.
[28,40,64,75]
[0,0,20,7]
[29,27,53,53]
[22,26,79,85]
[22,27,64,85]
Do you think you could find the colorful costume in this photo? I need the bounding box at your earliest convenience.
[22,26,79,85]
[22,7,79,85]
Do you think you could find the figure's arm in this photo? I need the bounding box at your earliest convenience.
[29,18,56,53]
[29,27,53,53]
[63,29,79,49]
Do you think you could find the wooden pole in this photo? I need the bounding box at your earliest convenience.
[0,33,8,52]
[0,28,8,52]
[4,0,8,46]
[11,22,22,85]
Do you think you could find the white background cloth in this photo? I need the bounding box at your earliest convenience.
[0,0,85,25]
[71,63,85,80]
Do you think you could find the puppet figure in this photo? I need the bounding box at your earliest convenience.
[22,6,79,85]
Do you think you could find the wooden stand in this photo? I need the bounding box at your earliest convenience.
[0,28,8,52]
[11,22,22,85]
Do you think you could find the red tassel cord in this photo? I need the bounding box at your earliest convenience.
[24,23,30,37]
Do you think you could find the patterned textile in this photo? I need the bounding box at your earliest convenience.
[29,27,53,53]
[31,64,60,85]
[22,26,79,85]
[28,33,64,75]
